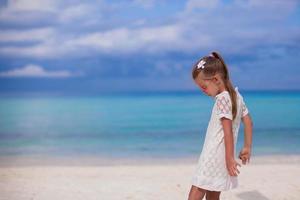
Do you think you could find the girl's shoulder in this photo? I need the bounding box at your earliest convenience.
[214,88,232,102]
[214,87,242,103]
[234,87,246,102]
[214,90,230,100]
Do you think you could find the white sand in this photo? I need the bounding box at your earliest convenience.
[0,155,299,200]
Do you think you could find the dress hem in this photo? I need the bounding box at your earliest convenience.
[190,176,238,192]
[191,182,238,192]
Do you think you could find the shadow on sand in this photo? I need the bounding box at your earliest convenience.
[236,190,270,200]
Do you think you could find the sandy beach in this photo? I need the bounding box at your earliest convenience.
[0,155,299,200]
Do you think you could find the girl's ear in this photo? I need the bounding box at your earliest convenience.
[212,76,219,84]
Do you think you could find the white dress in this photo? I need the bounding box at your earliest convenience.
[190,86,249,191]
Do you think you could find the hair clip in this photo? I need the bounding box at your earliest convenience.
[197,60,206,69]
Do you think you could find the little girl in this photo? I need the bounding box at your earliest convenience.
[188,51,253,200]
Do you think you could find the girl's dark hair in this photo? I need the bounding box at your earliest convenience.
[192,51,237,120]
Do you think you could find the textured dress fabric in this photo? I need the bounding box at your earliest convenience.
[190,87,249,191]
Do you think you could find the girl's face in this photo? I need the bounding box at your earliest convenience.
[194,72,220,97]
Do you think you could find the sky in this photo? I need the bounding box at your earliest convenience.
[0,0,299,95]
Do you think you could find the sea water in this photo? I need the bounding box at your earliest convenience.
[0,90,299,159]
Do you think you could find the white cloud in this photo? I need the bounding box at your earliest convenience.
[0,64,83,78]
[59,4,96,23]
[6,0,58,12]
[185,0,219,11]
[0,28,54,42]
[0,0,299,59]
[0,43,61,58]
[133,0,156,8]
[0,1,59,27]
[67,25,182,54]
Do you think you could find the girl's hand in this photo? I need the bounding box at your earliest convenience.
[225,157,241,176]
[239,147,251,165]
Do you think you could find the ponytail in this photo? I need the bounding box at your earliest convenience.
[211,51,238,120]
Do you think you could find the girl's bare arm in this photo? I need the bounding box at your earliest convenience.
[242,114,253,148]
[239,114,253,164]
[221,118,235,159]
[221,118,241,176]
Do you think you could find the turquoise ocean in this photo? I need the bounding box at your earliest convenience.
[0,90,299,159]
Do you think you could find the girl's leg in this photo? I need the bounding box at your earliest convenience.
[205,191,221,200]
[188,185,206,200]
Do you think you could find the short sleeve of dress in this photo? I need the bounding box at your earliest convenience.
[216,93,233,120]
[241,97,249,117]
